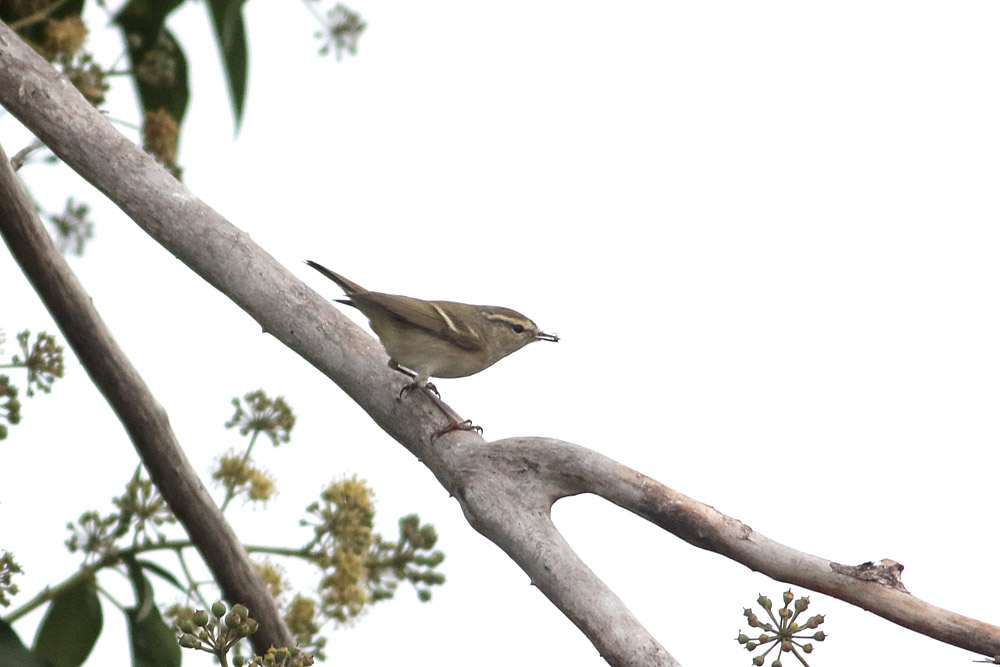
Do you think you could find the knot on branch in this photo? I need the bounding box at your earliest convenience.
[831,558,908,592]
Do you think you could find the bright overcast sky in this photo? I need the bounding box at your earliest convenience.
[3,2,1000,666]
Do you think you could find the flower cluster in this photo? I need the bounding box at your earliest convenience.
[736,590,826,666]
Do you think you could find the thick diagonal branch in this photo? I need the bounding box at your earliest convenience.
[0,146,294,651]
[0,20,675,666]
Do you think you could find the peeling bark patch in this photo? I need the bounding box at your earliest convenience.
[831,559,908,592]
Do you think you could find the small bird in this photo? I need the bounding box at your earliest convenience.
[305,260,559,397]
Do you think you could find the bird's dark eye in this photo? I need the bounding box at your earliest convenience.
[512,324,525,334]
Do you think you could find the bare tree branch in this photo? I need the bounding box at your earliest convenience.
[1,18,998,665]
[468,437,1000,659]
[0,141,294,652]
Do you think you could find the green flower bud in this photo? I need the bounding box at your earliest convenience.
[757,595,772,610]
[232,603,249,620]
[803,643,813,653]
[813,631,826,641]
[782,590,794,605]
[737,634,750,645]
[193,610,210,627]
[794,596,810,612]
[212,600,227,618]
[179,634,201,649]
[233,657,246,667]
[753,657,765,666]
[179,620,197,634]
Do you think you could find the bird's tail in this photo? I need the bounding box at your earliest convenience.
[305,260,367,295]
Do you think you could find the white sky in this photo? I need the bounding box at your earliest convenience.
[2,2,1000,665]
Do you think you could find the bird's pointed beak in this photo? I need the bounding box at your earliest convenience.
[535,331,560,343]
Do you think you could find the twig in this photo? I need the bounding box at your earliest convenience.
[9,0,71,31]
[10,138,46,171]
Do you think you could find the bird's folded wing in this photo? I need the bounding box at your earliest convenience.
[353,292,485,351]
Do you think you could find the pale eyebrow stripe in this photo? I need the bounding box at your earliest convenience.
[483,313,525,326]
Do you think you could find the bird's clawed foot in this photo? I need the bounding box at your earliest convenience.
[399,381,439,399]
[433,419,483,439]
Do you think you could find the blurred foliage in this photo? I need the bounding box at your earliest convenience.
[2,0,365,150]
[3,390,445,664]
[0,552,22,608]
[12,330,64,397]
[302,478,445,627]
[2,0,364,255]
[47,197,94,256]
[0,329,65,439]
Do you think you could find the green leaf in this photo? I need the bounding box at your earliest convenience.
[114,0,190,124]
[136,559,185,593]
[32,576,102,667]
[206,0,249,128]
[114,0,185,39]
[0,619,54,667]
[124,557,181,667]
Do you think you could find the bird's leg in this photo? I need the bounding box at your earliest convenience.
[386,361,481,436]
[422,391,482,438]
[389,360,438,398]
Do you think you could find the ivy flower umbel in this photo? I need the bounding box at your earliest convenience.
[736,590,826,666]
[11,331,64,397]
[176,601,314,667]
[0,551,23,607]
[0,375,21,440]
[65,510,120,561]
[112,471,176,545]
[284,594,325,659]
[301,478,445,624]
[316,3,366,58]
[214,449,277,507]
[177,601,259,660]
[225,390,295,447]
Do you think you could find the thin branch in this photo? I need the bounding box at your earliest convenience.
[10,138,46,170]
[9,0,70,31]
[0,135,294,652]
[3,538,190,623]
